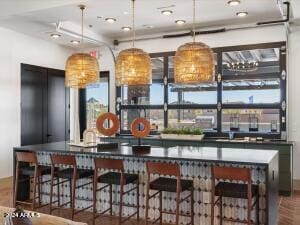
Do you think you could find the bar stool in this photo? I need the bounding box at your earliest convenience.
[145,162,194,225]
[49,154,94,220]
[93,158,139,225]
[211,166,259,225]
[14,151,51,210]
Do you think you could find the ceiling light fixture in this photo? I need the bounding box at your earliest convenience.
[70,40,80,44]
[227,0,241,6]
[115,0,152,86]
[236,11,248,17]
[122,26,132,31]
[161,10,173,16]
[105,18,117,23]
[51,33,61,39]
[174,0,214,84]
[65,5,100,89]
[175,20,186,25]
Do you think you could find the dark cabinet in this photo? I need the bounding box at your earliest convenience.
[21,64,69,145]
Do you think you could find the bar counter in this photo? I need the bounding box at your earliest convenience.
[13,142,279,225]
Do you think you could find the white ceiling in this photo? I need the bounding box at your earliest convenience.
[0,0,295,48]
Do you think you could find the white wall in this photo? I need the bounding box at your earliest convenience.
[0,27,73,178]
[288,30,300,179]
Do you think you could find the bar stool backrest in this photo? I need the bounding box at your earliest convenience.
[94,158,124,172]
[146,162,180,177]
[16,152,38,164]
[50,154,77,167]
[212,166,251,182]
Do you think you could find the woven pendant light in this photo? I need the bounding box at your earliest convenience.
[174,0,214,84]
[65,5,99,88]
[115,0,152,86]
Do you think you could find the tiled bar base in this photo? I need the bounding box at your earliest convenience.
[36,151,267,225]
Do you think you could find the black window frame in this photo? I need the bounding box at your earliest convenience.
[116,42,287,139]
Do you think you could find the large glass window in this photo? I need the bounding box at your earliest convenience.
[116,42,286,138]
[86,76,109,129]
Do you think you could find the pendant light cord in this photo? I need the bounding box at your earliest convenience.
[80,5,85,46]
[193,0,195,42]
[132,0,136,48]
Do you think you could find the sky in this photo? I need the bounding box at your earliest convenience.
[86,83,280,106]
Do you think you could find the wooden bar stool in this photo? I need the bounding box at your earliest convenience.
[14,151,51,210]
[211,166,259,225]
[93,158,139,225]
[49,154,94,220]
[145,162,194,225]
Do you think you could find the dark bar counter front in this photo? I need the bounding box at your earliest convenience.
[13,142,279,225]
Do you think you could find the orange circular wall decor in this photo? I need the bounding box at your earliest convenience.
[96,112,120,136]
[131,117,151,138]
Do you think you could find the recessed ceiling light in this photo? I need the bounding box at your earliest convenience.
[51,33,61,39]
[227,0,240,6]
[122,26,132,31]
[123,11,129,15]
[71,40,80,45]
[50,33,61,39]
[161,10,173,16]
[236,12,248,17]
[175,20,186,25]
[105,18,117,23]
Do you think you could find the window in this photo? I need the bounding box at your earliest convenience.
[84,73,109,130]
[168,109,217,132]
[221,109,280,133]
[116,42,286,138]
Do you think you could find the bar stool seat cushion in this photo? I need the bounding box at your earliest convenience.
[55,168,94,179]
[20,165,51,176]
[215,182,259,199]
[149,177,193,192]
[98,172,138,185]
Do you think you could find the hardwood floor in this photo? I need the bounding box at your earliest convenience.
[1,177,299,225]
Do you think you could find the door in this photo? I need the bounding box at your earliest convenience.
[21,64,69,145]
[47,69,69,142]
[21,65,47,145]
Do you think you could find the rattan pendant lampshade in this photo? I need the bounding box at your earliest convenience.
[65,5,99,88]
[115,0,152,86]
[174,0,214,84]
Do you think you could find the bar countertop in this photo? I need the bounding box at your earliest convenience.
[14,141,278,165]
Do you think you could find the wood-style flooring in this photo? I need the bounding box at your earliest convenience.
[1,177,299,225]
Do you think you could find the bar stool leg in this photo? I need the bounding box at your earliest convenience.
[175,190,180,225]
[159,191,163,225]
[14,163,19,207]
[109,184,113,216]
[92,176,97,225]
[57,177,60,207]
[190,188,194,225]
[71,178,76,220]
[49,171,54,214]
[256,195,259,225]
[247,198,251,225]
[136,180,139,221]
[32,170,38,210]
[38,176,42,207]
[118,183,124,225]
[145,181,150,225]
[211,194,215,225]
[220,197,223,225]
